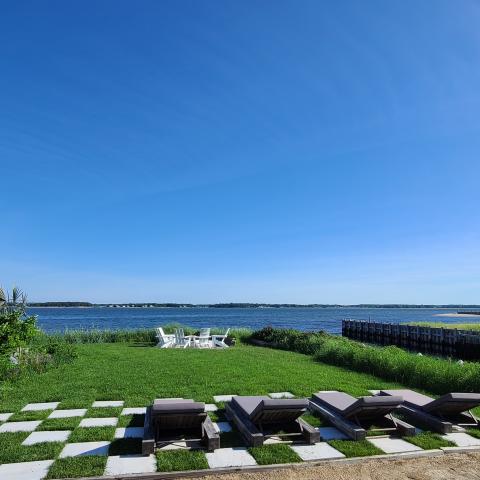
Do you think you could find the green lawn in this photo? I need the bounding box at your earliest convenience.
[1,341,475,477]
[0,343,404,410]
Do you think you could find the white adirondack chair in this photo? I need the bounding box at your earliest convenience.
[194,328,211,348]
[156,327,175,348]
[174,328,190,348]
[212,328,230,348]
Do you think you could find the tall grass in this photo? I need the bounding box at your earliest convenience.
[250,327,480,394]
[47,324,251,344]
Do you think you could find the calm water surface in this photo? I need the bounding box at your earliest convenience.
[27,307,477,334]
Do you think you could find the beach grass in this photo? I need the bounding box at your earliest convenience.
[408,322,480,330]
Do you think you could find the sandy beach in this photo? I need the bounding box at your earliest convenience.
[434,313,480,318]
[191,452,480,480]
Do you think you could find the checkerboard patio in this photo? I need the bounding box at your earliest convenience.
[1,395,480,479]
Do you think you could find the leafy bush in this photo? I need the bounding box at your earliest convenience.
[0,287,77,381]
[0,287,39,356]
[249,327,480,394]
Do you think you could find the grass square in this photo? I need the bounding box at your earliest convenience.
[9,410,51,422]
[249,443,301,465]
[302,412,325,428]
[37,417,81,431]
[0,432,64,464]
[117,414,145,428]
[328,439,384,457]
[58,399,92,409]
[70,426,116,442]
[108,438,142,455]
[46,456,107,479]
[404,432,456,449]
[86,407,122,418]
[156,449,209,472]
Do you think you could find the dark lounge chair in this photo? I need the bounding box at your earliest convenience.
[225,395,319,447]
[309,391,415,441]
[379,389,480,434]
[142,398,219,454]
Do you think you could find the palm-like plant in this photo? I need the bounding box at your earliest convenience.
[0,286,27,314]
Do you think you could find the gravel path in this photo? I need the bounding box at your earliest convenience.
[190,452,480,480]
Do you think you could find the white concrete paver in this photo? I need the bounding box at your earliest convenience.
[92,400,124,408]
[114,427,144,439]
[105,455,156,475]
[79,417,118,428]
[0,460,54,480]
[291,442,345,460]
[0,412,13,422]
[442,432,480,447]
[22,430,71,445]
[269,392,295,399]
[0,421,42,433]
[48,409,87,419]
[60,441,111,458]
[22,402,60,412]
[205,404,218,412]
[206,447,257,469]
[368,437,423,454]
[121,407,146,415]
[213,395,236,403]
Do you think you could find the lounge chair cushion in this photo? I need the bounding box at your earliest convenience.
[423,393,480,414]
[312,392,357,413]
[152,400,205,414]
[380,389,434,408]
[232,396,308,422]
[380,389,480,415]
[231,396,270,417]
[313,391,403,420]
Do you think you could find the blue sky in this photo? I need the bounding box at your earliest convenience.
[1,0,479,303]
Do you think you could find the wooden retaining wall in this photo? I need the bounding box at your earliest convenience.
[342,319,480,360]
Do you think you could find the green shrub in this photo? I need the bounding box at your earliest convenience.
[0,310,38,356]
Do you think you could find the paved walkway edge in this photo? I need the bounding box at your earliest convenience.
[64,446,480,480]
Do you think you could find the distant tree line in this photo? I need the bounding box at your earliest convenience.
[26,302,480,308]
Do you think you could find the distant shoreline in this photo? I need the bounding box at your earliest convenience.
[27,304,480,309]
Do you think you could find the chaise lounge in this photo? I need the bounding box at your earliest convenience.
[309,391,415,441]
[378,389,480,434]
[225,395,319,446]
[142,398,219,454]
